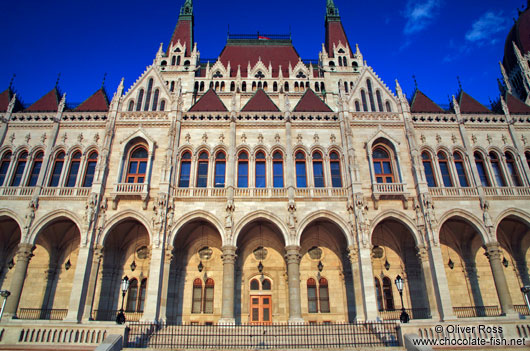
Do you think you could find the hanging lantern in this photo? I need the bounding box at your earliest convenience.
[448,258,454,270]
[130,260,137,272]
[384,259,390,271]
[317,260,324,272]
[198,261,204,273]
[502,257,509,268]
[7,259,14,270]
[64,259,71,271]
[257,261,264,273]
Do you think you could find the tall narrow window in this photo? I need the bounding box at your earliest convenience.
[128,100,134,111]
[238,152,249,188]
[242,82,247,92]
[66,151,82,187]
[272,151,284,188]
[27,151,44,187]
[312,152,325,187]
[366,79,376,112]
[192,278,202,313]
[0,151,11,186]
[178,151,191,187]
[385,101,392,112]
[214,152,226,188]
[49,151,65,187]
[319,278,330,313]
[10,152,28,187]
[526,151,530,170]
[255,151,266,188]
[126,279,138,312]
[437,152,453,187]
[382,277,394,310]
[376,90,384,112]
[284,82,289,92]
[152,89,159,111]
[474,152,490,187]
[505,152,522,186]
[203,278,214,314]
[295,151,307,188]
[273,82,278,92]
[250,279,260,290]
[126,146,148,183]
[361,89,368,111]
[196,151,209,188]
[138,279,147,312]
[144,78,153,111]
[160,100,166,111]
[375,278,384,311]
[489,152,506,186]
[422,152,437,187]
[373,146,394,183]
[82,151,98,187]
[136,89,144,111]
[307,278,318,313]
[355,101,361,111]
[453,152,469,187]
[329,151,342,187]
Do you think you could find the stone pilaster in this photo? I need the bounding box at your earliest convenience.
[82,245,103,321]
[4,243,33,318]
[347,245,365,320]
[484,242,515,316]
[142,246,164,321]
[285,245,303,324]
[219,245,237,324]
[158,246,173,322]
[358,246,378,320]
[416,245,439,319]
[65,245,93,321]
[428,244,456,320]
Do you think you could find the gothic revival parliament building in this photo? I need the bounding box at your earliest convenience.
[1,0,530,330]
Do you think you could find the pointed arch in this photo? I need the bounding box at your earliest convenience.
[232,211,289,247]
[99,211,152,247]
[169,210,224,245]
[369,210,421,245]
[296,210,352,246]
[438,209,490,245]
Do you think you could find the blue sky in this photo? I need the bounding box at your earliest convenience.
[0,0,524,107]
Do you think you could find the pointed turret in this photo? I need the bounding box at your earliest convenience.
[74,88,109,112]
[455,91,491,114]
[25,88,61,112]
[324,0,352,57]
[167,0,194,55]
[410,90,445,113]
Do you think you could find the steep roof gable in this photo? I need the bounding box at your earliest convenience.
[293,89,332,112]
[458,91,491,114]
[241,89,279,112]
[188,89,227,112]
[505,92,530,114]
[410,90,445,113]
[25,88,60,112]
[74,88,109,112]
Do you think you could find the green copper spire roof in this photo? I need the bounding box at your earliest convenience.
[179,0,193,18]
[326,0,340,21]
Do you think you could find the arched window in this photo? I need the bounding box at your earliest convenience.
[160,100,166,111]
[214,152,226,188]
[152,89,159,111]
[82,151,98,187]
[136,89,144,111]
[453,152,469,187]
[273,82,278,92]
[382,277,394,310]
[200,82,204,92]
[284,82,289,92]
[126,146,148,183]
[177,56,181,65]
[375,278,384,311]
[307,278,317,313]
[355,100,361,112]
[242,82,247,92]
[437,151,453,187]
[489,151,506,186]
[10,151,28,187]
[338,57,343,66]
[312,152,324,187]
[171,81,176,92]
[474,152,490,187]
[27,151,44,187]
[272,151,284,188]
[373,146,394,183]
[525,151,530,169]
[230,82,235,92]
[196,151,209,188]
[295,151,307,188]
[315,82,319,92]
[192,278,203,313]
[49,151,65,187]
[138,278,147,312]
[385,101,392,112]
[128,100,134,111]
[329,151,342,187]
[505,152,522,186]
[250,279,260,290]
[366,79,376,112]
[255,151,266,188]
[238,151,249,188]
[295,82,299,92]
[65,151,82,187]
[203,278,214,314]
[361,89,368,111]
[422,152,437,187]
[126,279,138,312]
[178,151,192,187]
[171,56,176,65]
[0,151,11,186]
[376,90,384,112]
[262,279,271,290]
[320,82,325,92]
[344,81,348,93]
[319,278,330,313]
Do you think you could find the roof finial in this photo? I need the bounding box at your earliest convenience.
[101,72,107,89]
[412,75,418,90]
[55,73,61,88]
[456,76,462,91]
[8,74,15,90]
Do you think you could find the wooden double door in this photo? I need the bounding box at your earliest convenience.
[250,295,272,324]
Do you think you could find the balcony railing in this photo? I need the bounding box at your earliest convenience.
[17,308,68,320]
[114,183,147,193]
[453,305,501,318]
[173,187,347,199]
[378,308,430,320]
[483,187,530,197]
[0,186,36,196]
[91,309,143,322]
[40,187,91,197]
[514,304,530,316]
[429,187,479,197]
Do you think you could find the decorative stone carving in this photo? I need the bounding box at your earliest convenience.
[253,246,268,260]
[296,134,303,143]
[23,198,38,238]
[225,198,235,228]
[274,133,280,143]
[287,199,297,229]
[78,133,84,143]
[94,133,100,143]
[258,133,264,143]
[330,134,336,143]
[84,193,98,230]
[24,133,31,143]
[480,199,493,232]
[308,246,322,260]
[41,133,47,144]
[241,133,247,143]
[184,133,191,143]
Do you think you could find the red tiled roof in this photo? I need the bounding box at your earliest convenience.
[293,89,332,112]
[0,89,10,112]
[458,91,491,114]
[325,21,353,58]
[218,42,301,78]
[241,89,279,112]
[25,88,59,112]
[188,89,227,112]
[167,18,193,56]
[410,90,445,113]
[505,92,530,114]
[74,88,109,112]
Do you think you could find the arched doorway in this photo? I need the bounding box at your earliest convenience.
[299,219,355,322]
[235,219,286,324]
[0,216,21,289]
[19,217,80,320]
[167,219,222,324]
[371,219,430,320]
[440,216,498,317]
[94,219,150,321]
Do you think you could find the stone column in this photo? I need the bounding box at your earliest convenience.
[285,245,303,324]
[484,242,515,315]
[4,243,33,318]
[65,245,92,321]
[219,245,237,324]
[142,245,164,321]
[158,246,173,322]
[358,246,378,320]
[428,244,455,320]
[82,245,103,321]
[416,246,439,319]
[347,246,365,320]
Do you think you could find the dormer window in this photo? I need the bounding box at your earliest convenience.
[255,71,265,79]
[338,48,345,53]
